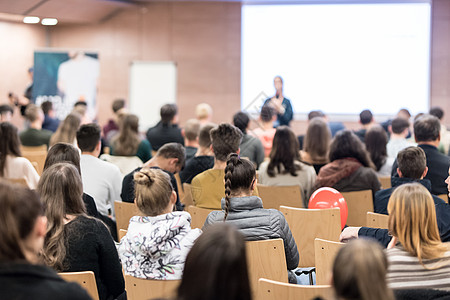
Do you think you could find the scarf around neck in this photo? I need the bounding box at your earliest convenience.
[315,157,363,189]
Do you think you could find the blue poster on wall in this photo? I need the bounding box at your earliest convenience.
[33,50,99,120]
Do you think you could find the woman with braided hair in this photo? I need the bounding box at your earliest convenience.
[204,153,299,283]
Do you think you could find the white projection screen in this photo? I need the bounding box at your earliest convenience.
[241,1,431,116]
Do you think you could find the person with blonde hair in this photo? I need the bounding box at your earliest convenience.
[117,168,201,280]
[333,239,395,300]
[195,103,213,124]
[49,112,81,147]
[386,183,450,290]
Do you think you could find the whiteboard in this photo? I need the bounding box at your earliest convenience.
[129,61,177,131]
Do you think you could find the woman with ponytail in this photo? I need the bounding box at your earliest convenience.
[204,153,299,283]
[117,168,201,280]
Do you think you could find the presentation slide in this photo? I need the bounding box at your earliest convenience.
[241,2,431,116]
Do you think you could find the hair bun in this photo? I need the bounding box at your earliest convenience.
[134,168,154,186]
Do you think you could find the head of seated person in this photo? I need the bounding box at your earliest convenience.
[49,113,81,147]
[303,117,330,163]
[76,123,101,156]
[196,123,215,156]
[0,122,22,176]
[210,123,243,166]
[413,114,440,146]
[152,142,186,174]
[195,103,213,124]
[333,239,395,300]
[177,223,251,300]
[396,146,427,180]
[429,106,444,121]
[44,143,81,174]
[111,113,141,156]
[329,130,375,169]
[268,126,302,177]
[112,99,126,116]
[25,104,45,129]
[183,119,200,147]
[389,117,410,138]
[160,103,178,126]
[365,125,389,172]
[233,111,250,135]
[0,104,14,122]
[359,109,374,128]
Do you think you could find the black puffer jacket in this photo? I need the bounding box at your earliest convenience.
[204,196,299,270]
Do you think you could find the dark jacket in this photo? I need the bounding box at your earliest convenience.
[374,177,446,215]
[239,134,265,168]
[146,122,184,151]
[204,196,299,270]
[391,144,450,195]
[0,262,92,300]
[333,166,381,199]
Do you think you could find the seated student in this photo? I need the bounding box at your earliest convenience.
[177,223,251,300]
[354,109,375,143]
[146,104,184,151]
[19,104,52,147]
[121,142,185,211]
[110,113,152,163]
[250,105,276,157]
[182,119,200,161]
[0,181,91,300]
[39,163,126,300]
[259,126,316,206]
[204,154,299,283]
[315,130,381,199]
[49,112,81,147]
[386,117,415,159]
[195,102,213,125]
[72,101,92,125]
[179,124,215,184]
[365,125,394,176]
[41,101,60,132]
[300,117,330,174]
[0,122,40,189]
[385,183,450,291]
[233,111,265,168]
[191,123,243,210]
[103,98,126,142]
[332,239,395,300]
[117,168,201,279]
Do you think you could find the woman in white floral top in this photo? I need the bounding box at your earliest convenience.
[117,168,201,280]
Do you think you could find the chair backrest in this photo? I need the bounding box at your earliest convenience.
[279,206,341,267]
[125,275,180,300]
[258,278,333,300]
[4,177,29,187]
[59,271,99,300]
[99,154,143,175]
[186,205,215,229]
[118,229,127,240]
[257,184,303,210]
[21,145,47,152]
[341,190,374,227]
[246,239,288,298]
[114,201,140,238]
[378,176,391,189]
[366,212,389,229]
[182,183,194,207]
[438,194,449,204]
[174,173,185,201]
[21,151,47,175]
[314,238,344,285]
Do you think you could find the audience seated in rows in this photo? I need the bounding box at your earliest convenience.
[250,105,276,157]
[300,117,330,174]
[386,117,414,159]
[146,103,184,151]
[381,108,412,139]
[195,102,213,125]
[77,124,123,217]
[365,125,394,176]
[0,122,40,188]
[233,111,265,168]
[315,130,381,198]
[191,123,243,209]
[49,112,81,147]
[259,126,316,205]
[0,181,91,300]
[182,119,200,161]
[391,114,450,196]
[179,123,215,184]
[177,223,251,300]
[110,113,152,163]
[39,163,126,300]
[103,98,126,142]
[19,104,52,147]
[121,142,185,211]
[204,154,299,283]
[41,101,60,132]
[354,109,375,143]
[117,168,201,279]
[430,106,450,154]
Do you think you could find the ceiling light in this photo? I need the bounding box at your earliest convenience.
[23,16,40,24]
[41,18,58,26]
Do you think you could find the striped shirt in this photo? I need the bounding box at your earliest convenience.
[386,244,450,291]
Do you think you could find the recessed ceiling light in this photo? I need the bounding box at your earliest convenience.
[41,18,58,26]
[23,16,40,24]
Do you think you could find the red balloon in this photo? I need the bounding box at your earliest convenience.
[308,187,348,230]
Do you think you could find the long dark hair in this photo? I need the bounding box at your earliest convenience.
[267,126,301,177]
[111,113,141,156]
[304,117,330,162]
[329,130,375,169]
[177,223,251,300]
[44,143,81,175]
[0,122,22,176]
[224,154,256,221]
[365,125,388,171]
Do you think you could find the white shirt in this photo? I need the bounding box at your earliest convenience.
[3,155,40,189]
[80,154,123,216]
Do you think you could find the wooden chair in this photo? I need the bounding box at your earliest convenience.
[314,238,344,285]
[258,278,333,300]
[246,239,288,298]
[118,229,127,240]
[378,176,391,189]
[4,177,29,187]
[341,190,373,227]
[20,145,47,152]
[279,206,341,267]
[182,183,194,207]
[125,275,180,300]
[438,194,449,204]
[99,154,143,175]
[257,184,303,210]
[59,271,99,300]
[366,212,389,229]
[21,150,47,175]
[114,201,139,238]
[174,173,185,201]
[186,205,215,229]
